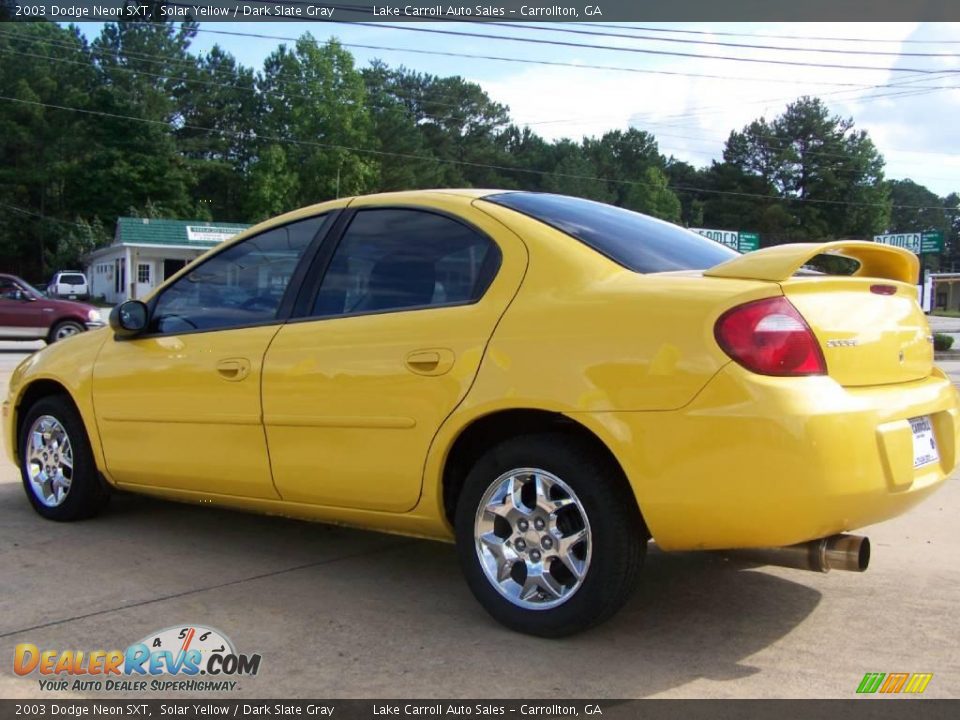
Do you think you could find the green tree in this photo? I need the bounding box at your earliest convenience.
[663,159,706,226]
[361,61,441,191]
[887,179,946,233]
[177,45,259,221]
[542,142,613,203]
[0,23,99,279]
[383,69,511,187]
[622,167,681,222]
[584,128,664,206]
[500,124,553,191]
[45,217,109,272]
[723,97,889,242]
[74,22,197,222]
[249,36,375,218]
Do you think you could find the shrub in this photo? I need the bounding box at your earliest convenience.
[934,333,954,351]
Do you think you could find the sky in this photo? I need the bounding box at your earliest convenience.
[82,21,960,196]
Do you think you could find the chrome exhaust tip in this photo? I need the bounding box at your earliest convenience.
[730,533,870,573]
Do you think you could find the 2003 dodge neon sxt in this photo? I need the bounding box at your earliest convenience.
[4,190,957,636]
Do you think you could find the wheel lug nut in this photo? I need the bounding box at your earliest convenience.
[530,550,542,562]
[515,539,526,551]
[517,519,529,531]
[534,518,545,530]
[542,537,553,549]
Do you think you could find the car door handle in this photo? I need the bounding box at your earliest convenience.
[216,358,251,382]
[405,349,455,376]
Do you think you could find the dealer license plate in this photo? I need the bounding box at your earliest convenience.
[910,416,939,468]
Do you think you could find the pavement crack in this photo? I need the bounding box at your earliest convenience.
[0,540,412,639]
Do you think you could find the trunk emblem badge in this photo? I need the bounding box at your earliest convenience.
[826,339,858,348]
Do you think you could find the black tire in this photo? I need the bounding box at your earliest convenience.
[454,432,645,637]
[47,320,85,344]
[19,395,110,521]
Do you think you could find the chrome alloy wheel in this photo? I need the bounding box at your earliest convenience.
[474,468,592,610]
[25,415,74,507]
[53,323,81,341]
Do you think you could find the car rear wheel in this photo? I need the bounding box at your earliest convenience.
[19,396,110,521]
[455,433,645,637]
[48,320,84,343]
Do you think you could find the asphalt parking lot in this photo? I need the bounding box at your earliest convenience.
[0,340,957,699]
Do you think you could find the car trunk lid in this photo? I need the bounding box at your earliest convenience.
[704,240,933,386]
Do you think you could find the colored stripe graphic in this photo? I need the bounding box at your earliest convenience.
[904,673,934,694]
[857,673,886,694]
[880,673,910,693]
[857,672,933,694]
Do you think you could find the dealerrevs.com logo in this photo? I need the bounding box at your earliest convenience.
[14,625,261,692]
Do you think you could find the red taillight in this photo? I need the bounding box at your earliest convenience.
[714,297,827,376]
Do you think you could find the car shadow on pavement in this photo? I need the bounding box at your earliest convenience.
[0,487,821,698]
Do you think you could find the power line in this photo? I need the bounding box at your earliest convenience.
[565,22,960,46]
[7,39,956,176]
[192,26,956,87]
[15,23,950,106]
[15,25,948,135]
[0,45,502,130]
[328,21,958,75]
[0,201,91,231]
[5,28,957,175]
[490,22,960,58]
[0,27,516,118]
[1,93,954,213]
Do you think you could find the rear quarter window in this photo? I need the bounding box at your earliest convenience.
[484,192,738,273]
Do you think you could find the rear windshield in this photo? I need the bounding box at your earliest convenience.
[60,274,86,285]
[484,192,738,273]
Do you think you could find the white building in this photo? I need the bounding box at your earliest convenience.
[86,217,250,304]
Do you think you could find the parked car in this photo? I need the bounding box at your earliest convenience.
[46,270,90,300]
[0,273,105,343]
[3,191,956,637]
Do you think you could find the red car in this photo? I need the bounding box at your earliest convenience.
[0,273,105,343]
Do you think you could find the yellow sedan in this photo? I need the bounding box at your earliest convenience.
[4,190,956,636]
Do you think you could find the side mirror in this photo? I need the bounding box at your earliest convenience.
[109,300,149,337]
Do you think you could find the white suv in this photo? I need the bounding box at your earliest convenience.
[46,271,90,300]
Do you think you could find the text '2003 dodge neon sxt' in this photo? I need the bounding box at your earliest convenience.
[4,190,956,636]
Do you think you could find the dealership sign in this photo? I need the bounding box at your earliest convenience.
[874,231,944,255]
[186,226,243,243]
[691,228,760,253]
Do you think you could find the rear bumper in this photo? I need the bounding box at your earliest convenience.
[573,364,959,551]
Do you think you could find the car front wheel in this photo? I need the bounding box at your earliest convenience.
[48,320,84,343]
[455,433,645,637]
[19,395,110,521]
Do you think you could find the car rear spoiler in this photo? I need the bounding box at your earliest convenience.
[703,240,919,285]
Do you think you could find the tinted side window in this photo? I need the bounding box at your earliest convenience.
[312,209,500,317]
[151,216,323,334]
[485,192,738,273]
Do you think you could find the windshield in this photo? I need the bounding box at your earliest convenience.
[484,192,738,273]
[19,279,45,298]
